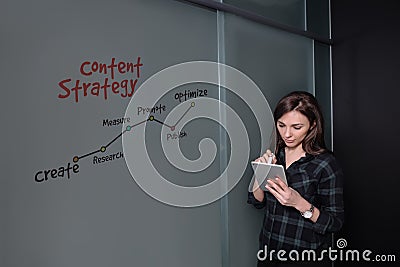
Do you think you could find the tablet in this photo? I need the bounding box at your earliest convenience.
[250,161,287,190]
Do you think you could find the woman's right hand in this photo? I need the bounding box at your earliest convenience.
[254,149,277,164]
[252,149,277,202]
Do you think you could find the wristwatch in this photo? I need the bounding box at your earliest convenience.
[301,204,314,219]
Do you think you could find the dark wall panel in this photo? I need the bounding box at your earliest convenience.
[332,0,400,266]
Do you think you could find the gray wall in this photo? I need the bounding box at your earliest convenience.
[1,0,322,266]
[1,1,221,266]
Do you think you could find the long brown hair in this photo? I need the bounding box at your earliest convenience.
[274,91,327,155]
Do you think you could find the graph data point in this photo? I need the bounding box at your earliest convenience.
[170,126,175,131]
[191,102,195,107]
[73,156,79,163]
[126,126,132,131]
[100,146,106,153]
[149,116,154,121]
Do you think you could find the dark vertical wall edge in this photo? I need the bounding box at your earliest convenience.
[314,42,333,151]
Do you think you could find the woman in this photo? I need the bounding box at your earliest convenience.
[248,91,344,267]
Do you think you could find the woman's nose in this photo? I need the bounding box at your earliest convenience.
[284,128,292,137]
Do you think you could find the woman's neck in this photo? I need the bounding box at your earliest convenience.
[284,145,306,169]
[285,145,306,157]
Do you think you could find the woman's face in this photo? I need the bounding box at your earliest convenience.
[277,110,311,149]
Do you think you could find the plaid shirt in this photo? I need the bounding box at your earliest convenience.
[248,148,344,253]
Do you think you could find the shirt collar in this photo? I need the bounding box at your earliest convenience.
[277,147,315,165]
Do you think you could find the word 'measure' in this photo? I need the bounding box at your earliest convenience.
[58,57,143,103]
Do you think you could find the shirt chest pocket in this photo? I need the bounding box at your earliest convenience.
[288,169,318,200]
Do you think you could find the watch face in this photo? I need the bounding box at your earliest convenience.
[303,210,312,218]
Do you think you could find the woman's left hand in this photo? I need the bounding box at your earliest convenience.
[265,177,303,208]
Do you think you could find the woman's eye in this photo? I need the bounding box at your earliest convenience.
[278,124,285,128]
[293,126,302,130]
